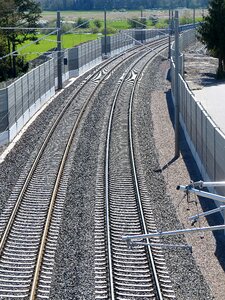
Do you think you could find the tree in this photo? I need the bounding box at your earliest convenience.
[198,0,225,78]
[74,0,94,10]
[0,0,42,78]
[0,35,11,81]
[36,0,209,10]
[128,17,147,28]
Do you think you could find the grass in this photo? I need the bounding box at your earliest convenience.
[108,20,131,29]
[19,19,134,60]
[90,19,131,30]
[19,33,99,60]
[41,9,205,22]
[41,10,152,21]
[19,9,202,61]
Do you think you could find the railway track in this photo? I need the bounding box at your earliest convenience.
[95,40,176,299]
[0,38,168,299]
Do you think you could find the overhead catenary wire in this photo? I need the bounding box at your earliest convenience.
[61,18,94,35]
[0,27,56,30]
[121,31,169,60]
[0,29,58,60]
[126,17,169,36]
[0,52,67,131]
[0,18,94,61]
[0,15,151,109]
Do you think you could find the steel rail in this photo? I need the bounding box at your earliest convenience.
[29,38,153,300]
[0,39,147,255]
[29,64,103,299]
[128,44,168,300]
[30,41,167,298]
[30,48,145,299]
[0,38,166,299]
[105,40,168,299]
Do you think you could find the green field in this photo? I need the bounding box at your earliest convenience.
[19,9,202,61]
[41,9,204,22]
[20,33,99,60]
[89,19,131,30]
[41,10,157,21]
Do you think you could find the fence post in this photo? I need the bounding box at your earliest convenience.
[193,8,196,28]
[174,10,180,158]
[104,9,107,57]
[57,11,63,89]
[214,127,217,182]
[168,9,171,59]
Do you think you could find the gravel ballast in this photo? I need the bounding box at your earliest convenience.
[0,69,101,213]
[49,59,140,299]
[0,46,224,299]
[51,51,219,298]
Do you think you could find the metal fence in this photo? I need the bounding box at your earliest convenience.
[0,28,167,145]
[0,59,55,144]
[171,29,225,196]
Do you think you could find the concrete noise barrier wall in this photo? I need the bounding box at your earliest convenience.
[171,29,225,197]
[0,28,169,146]
[0,59,55,144]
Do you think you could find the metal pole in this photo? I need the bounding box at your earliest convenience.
[131,241,192,250]
[123,224,225,241]
[189,206,225,222]
[57,11,63,89]
[223,209,225,235]
[141,9,144,44]
[193,8,196,28]
[171,10,174,35]
[168,9,171,59]
[178,182,225,235]
[174,10,180,157]
[191,180,225,188]
[177,185,225,203]
[104,8,107,56]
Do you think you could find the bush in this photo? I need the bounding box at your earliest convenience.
[44,20,57,34]
[92,27,100,34]
[180,16,193,25]
[76,17,90,29]
[93,19,102,29]
[16,56,29,75]
[155,21,168,29]
[61,22,74,34]
[128,17,147,29]
[0,59,11,81]
[149,15,158,25]
[101,27,117,35]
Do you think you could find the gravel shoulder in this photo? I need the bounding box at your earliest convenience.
[149,48,225,299]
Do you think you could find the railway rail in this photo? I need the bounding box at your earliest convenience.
[0,37,169,299]
[95,40,176,299]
